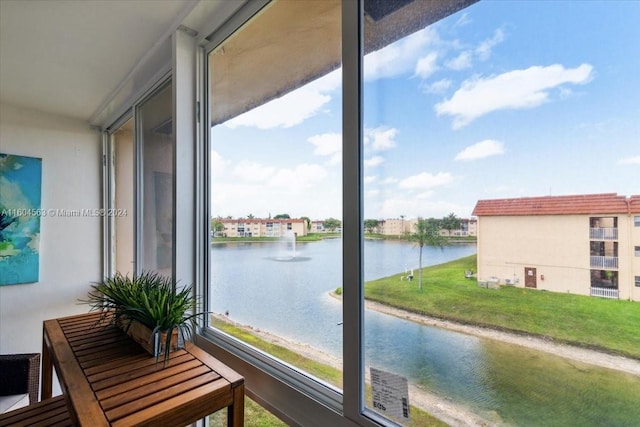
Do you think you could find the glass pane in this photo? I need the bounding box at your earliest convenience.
[362,1,640,426]
[138,82,174,276]
[208,1,343,389]
[112,118,135,276]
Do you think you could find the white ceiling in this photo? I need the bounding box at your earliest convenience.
[0,0,196,122]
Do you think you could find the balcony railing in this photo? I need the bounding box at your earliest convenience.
[590,255,618,269]
[590,287,619,299]
[589,227,618,240]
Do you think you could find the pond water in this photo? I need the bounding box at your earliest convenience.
[210,238,640,426]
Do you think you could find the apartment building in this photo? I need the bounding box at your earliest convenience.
[216,218,307,238]
[375,218,477,237]
[473,193,640,301]
[439,218,478,237]
[376,218,416,236]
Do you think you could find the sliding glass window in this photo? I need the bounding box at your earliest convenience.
[108,117,135,277]
[137,81,174,277]
[361,1,640,426]
[207,0,343,390]
[202,1,640,426]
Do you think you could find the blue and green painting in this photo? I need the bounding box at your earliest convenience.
[0,153,42,285]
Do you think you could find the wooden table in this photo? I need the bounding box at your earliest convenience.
[41,312,244,427]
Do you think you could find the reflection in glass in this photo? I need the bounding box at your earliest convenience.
[112,118,135,276]
[138,82,174,276]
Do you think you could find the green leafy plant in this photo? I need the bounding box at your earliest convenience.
[82,271,205,365]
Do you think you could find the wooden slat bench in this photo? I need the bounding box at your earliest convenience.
[42,312,244,426]
[0,395,71,427]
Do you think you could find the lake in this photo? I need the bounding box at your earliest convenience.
[210,238,640,426]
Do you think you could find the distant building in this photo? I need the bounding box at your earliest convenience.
[310,220,326,233]
[376,217,476,237]
[439,218,477,237]
[473,193,640,301]
[377,218,417,236]
[215,218,308,238]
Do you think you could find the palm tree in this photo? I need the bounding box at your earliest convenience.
[408,217,447,291]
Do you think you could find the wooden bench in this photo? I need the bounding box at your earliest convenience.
[0,395,71,427]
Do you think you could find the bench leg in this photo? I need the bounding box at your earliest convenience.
[227,384,245,427]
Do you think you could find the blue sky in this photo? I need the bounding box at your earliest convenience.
[211,1,639,221]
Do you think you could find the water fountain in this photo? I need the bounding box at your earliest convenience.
[268,230,310,262]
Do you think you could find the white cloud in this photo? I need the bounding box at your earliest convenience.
[211,150,230,177]
[453,12,472,28]
[225,87,330,129]
[224,70,340,129]
[455,139,505,161]
[364,27,439,80]
[446,51,472,70]
[364,175,377,184]
[435,63,594,129]
[308,133,341,156]
[415,52,439,79]
[424,78,452,94]
[398,172,453,190]
[380,176,399,185]
[619,156,640,165]
[365,127,398,151]
[268,163,328,191]
[364,156,385,168]
[232,160,275,182]
[475,28,505,61]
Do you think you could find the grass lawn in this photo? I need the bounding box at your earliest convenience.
[210,318,448,427]
[364,254,640,358]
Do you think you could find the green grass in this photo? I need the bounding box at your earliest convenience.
[209,397,287,427]
[364,254,640,358]
[211,318,447,427]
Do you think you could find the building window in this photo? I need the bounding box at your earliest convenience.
[635,216,640,227]
[635,276,640,287]
[635,246,640,257]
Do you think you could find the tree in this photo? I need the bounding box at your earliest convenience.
[408,217,447,291]
[323,217,341,232]
[247,213,255,219]
[210,218,225,236]
[300,216,312,231]
[441,212,461,236]
[274,214,290,219]
[364,219,380,234]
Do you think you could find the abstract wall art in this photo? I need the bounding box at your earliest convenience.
[0,153,42,285]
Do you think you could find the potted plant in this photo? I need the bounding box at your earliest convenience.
[82,271,204,365]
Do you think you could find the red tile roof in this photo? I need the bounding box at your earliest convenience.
[472,193,640,216]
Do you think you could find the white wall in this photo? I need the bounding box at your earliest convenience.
[0,103,102,354]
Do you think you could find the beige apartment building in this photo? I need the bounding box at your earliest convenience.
[216,218,308,238]
[439,218,478,237]
[473,193,640,301]
[377,218,415,235]
[375,218,477,237]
